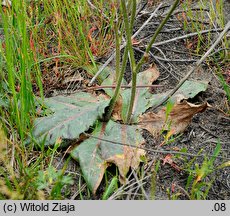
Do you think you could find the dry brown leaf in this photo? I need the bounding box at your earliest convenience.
[162,154,181,172]
[106,145,145,184]
[141,64,160,84]
[111,95,123,121]
[138,100,209,137]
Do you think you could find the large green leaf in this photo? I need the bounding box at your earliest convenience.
[31,92,110,146]
[71,120,145,194]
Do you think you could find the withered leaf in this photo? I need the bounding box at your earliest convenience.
[138,100,209,137]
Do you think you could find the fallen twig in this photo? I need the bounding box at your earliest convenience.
[154,55,197,62]
[199,124,219,138]
[86,84,163,91]
[165,7,209,17]
[83,132,230,160]
[130,169,149,200]
[151,28,223,47]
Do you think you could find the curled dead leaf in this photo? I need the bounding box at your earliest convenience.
[139,64,160,85]
[111,96,123,121]
[105,145,145,184]
[138,100,209,137]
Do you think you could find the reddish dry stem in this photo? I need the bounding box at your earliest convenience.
[87,84,163,90]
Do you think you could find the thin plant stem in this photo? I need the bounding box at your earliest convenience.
[104,46,129,121]
[115,22,121,81]
[126,0,180,123]
[104,23,129,121]
[88,3,163,86]
[120,0,137,123]
[104,0,137,122]
[136,0,180,73]
[121,0,137,69]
